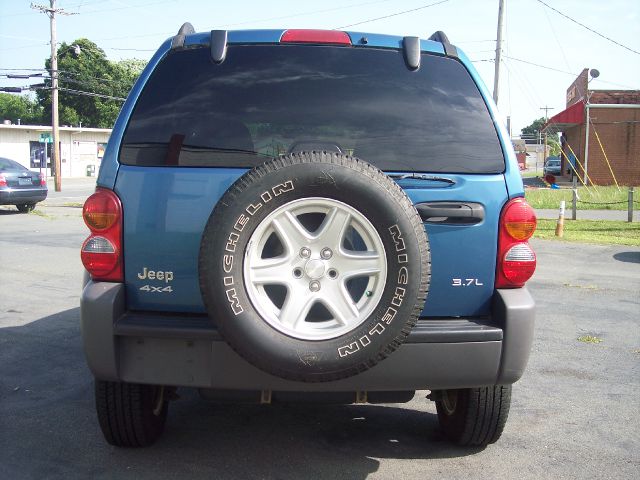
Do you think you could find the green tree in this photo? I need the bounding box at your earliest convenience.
[521,116,560,156]
[521,117,546,137]
[36,39,146,128]
[0,93,43,124]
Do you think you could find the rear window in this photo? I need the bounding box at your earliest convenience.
[0,158,27,171]
[121,44,504,173]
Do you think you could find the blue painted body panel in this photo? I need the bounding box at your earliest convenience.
[104,28,519,318]
[116,165,243,313]
[116,165,505,317]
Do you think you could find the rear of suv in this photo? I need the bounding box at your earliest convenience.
[80,25,536,448]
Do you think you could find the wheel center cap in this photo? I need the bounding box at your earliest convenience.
[304,259,326,279]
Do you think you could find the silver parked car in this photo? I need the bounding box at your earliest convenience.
[543,157,562,176]
[0,157,48,212]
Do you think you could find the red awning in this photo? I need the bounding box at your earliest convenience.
[543,101,584,133]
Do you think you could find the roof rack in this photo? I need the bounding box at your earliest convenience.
[171,22,195,49]
[428,31,457,58]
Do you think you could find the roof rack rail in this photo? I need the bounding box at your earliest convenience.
[171,22,195,50]
[428,31,457,58]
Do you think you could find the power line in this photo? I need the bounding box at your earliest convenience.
[504,55,575,75]
[503,55,638,88]
[56,86,125,101]
[218,0,397,28]
[535,0,640,56]
[334,0,449,29]
[541,6,572,72]
[28,83,126,101]
[108,47,155,52]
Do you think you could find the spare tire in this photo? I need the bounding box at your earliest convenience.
[199,152,430,382]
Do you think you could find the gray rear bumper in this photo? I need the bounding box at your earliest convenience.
[81,281,534,391]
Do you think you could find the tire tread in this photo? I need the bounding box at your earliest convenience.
[436,385,511,447]
[95,380,167,447]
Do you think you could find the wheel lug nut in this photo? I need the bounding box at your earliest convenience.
[309,281,321,292]
[300,247,311,258]
[320,247,333,259]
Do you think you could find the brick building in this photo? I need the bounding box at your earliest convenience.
[543,69,639,186]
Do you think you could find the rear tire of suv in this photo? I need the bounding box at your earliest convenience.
[16,203,35,213]
[435,385,511,447]
[95,380,168,447]
[199,152,430,383]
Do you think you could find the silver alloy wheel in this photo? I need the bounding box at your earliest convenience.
[243,197,387,341]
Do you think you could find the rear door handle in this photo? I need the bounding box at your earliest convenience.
[415,201,485,225]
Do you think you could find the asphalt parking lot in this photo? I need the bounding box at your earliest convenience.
[1,190,639,479]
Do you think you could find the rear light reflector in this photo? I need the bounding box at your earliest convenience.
[0,174,6,187]
[502,244,536,285]
[496,197,537,288]
[281,29,352,45]
[82,236,116,254]
[81,188,123,282]
[39,173,46,186]
[81,237,119,277]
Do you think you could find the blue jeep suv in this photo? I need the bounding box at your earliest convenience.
[80,25,537,448]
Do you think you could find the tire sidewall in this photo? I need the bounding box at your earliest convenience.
[200,155,427,381]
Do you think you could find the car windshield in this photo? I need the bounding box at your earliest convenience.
[121,45,504,174]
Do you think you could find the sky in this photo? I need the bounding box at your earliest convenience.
[1,0,639,134]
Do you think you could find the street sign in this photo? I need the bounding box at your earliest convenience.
[39,133,52,143]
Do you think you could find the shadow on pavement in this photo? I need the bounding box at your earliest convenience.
[0,308,481,479]
[613,251,640,264]
[0,208,22,215]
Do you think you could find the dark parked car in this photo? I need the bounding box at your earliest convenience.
[81,26,537,448]
[0,157,47,212]
[543,157,561,176]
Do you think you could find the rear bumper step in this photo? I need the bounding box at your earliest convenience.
[81,281,534,391]
[114,313,503,344]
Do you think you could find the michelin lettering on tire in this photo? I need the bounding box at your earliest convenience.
[199,152,430,382]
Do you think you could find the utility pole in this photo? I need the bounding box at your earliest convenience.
[540,106,554,166]
[540,106,554,119]
[493,0,505,105]
[31,1,75,192]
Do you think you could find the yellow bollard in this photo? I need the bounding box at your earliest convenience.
[555,200,565,237]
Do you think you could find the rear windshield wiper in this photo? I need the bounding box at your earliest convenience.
[387,173,456,185]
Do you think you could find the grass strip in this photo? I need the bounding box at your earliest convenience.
[534,219,640,246]
[525,185,637,210]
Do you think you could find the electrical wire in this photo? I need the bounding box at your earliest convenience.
[333,0,449,29]
[30,84,125,101]
[57,86,125,101]
[542,6,572,72]
[535,0,640,56]
[218,0,397,29]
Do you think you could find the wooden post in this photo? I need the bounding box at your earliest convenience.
[555,200,565,237]
[629,187,635,223]
[572,177,577,220]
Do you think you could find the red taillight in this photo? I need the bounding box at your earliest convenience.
[81,188,123,282]
[39,173,46,187]
[496,197,537,288]
[0,174,6,187]
[281,29,352,45]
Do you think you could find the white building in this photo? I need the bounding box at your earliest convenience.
[0,123,111,178]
